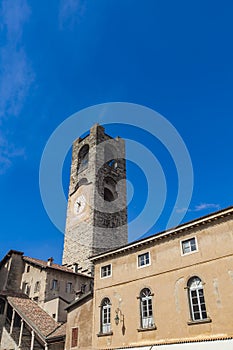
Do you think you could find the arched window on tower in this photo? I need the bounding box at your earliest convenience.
[139,288,154,329]
[103,177,117,202]
[77,145,89,173]
[104,145,118,169]
[104,188,114,202]
[100,298,111,334]
[187,276,207,321]
[74,178,88,193]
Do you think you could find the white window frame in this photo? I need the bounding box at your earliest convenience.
[188,277,208,321]
[140,288,154,328]
[181,237,198,256]
[100,264,112,279]
[137,252,151,268]
[101,298,111,334]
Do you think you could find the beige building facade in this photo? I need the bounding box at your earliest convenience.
[65,292,93,350]
[0,251,92,349]
[65,206,233,349]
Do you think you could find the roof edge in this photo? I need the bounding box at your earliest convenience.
[65,291,93,311]
[0,250,24,268]
[90,205,233,262]
[7,297,47,342]
[23,256,92,278]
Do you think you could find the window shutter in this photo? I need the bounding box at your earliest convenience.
[71,327,78,347]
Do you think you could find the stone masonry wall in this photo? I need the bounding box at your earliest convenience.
[5,253,24,293]
[62,124,128,271]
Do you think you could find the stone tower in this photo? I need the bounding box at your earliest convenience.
[62,124,128,272]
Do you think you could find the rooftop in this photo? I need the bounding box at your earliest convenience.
[90,205,233,262]
[23,256,91,277]
[7,296,65,339]
[65,291,93,311]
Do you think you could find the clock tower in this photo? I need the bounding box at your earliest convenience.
[62,124,128,272]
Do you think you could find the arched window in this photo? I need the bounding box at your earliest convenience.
[104,145,118,169]
[77,145,89,173]
[140,288,154,328]
[188,277,207,321]
[104,188,115,202]
[74,178,88,192]
[103,177,117,202]
[100,298,111,334]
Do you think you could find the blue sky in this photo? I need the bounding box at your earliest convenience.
[0,0,232,263]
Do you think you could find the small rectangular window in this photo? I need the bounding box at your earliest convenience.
[101,264,112,278]
[71,327,78,348]
[34,281,40,293]
[51,279,58,290]
[66,282,73,293]
[138,252,150,267]
[23,283,30,295]
[181,238,197,255]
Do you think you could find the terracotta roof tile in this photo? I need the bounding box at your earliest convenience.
[7,296,60,338]
[47,322,66,339]
[0,291,27,298]
[23,256,91,277]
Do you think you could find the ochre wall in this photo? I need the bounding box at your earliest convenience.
[93,217,233,349]
[65,297,93,350]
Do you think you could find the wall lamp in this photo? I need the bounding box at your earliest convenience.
[114,308,124,326]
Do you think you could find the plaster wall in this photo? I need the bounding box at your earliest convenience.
[93,216,233,349]
[65,297,93,350]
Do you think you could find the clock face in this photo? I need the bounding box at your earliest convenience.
[74,194,86,215]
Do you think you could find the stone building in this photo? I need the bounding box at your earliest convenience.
[0,250,92,349]
[0,123,128,350]
[65,206,233,350]
[63,124,128,272]
[0,124,233,350]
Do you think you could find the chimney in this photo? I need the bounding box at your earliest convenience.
[72,263,78,273]
[47,257,54,267]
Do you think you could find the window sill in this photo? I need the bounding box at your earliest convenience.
[181,250,198,256]
[187,318,212,325]
[97,331,113,337]
[137,264,151,269]
[137,326,157,332]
